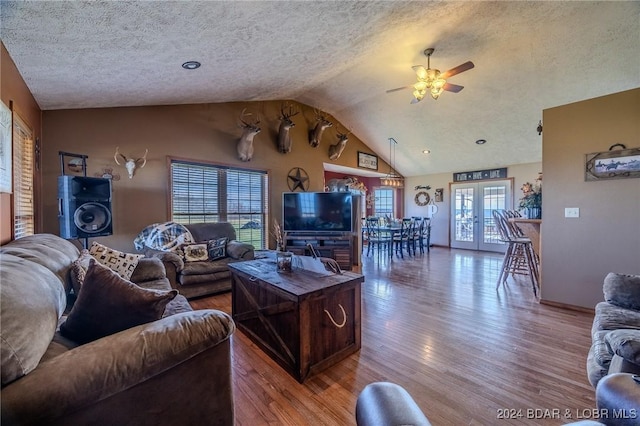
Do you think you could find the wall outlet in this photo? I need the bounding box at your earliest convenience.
[565,207,580,218]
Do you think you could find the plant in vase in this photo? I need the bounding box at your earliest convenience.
[518,173,542,219]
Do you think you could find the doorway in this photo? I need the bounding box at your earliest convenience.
[450,179,512,252]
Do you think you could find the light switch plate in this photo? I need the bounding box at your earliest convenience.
[565,207,580,218]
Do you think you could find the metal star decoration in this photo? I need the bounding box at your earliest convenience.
[287,167,309,191]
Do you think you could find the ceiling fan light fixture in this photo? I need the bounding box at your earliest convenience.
[414,81,428,91]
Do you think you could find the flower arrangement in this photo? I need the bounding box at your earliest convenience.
[519,172,542,211]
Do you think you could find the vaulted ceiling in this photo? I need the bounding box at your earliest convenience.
[1,1,638,176]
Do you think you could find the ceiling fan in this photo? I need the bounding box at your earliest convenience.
[387,48,474,103]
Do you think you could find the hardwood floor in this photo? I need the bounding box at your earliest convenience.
[190,247,596,425]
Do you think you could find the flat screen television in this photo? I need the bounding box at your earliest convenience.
[282,192,353,233]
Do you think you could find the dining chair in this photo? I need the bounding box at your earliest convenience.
[364,217,392,259]
[412,217,431,254]
[393,218,414,258]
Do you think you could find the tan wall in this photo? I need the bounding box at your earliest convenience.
[405,162,542,246]
[541,88,640,308]
[0,42,42,244]
[42,102,390,251]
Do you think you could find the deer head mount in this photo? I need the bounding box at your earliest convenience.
[308,109,333,148]
[277,103,299,154]
[328,128,350,161]
[114,147,147,179]
[237,108,261,162]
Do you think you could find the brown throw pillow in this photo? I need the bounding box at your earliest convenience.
[60,259,178,344]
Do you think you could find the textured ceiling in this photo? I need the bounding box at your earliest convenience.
[1,1,639,177]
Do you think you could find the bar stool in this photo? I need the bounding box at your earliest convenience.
[492,210,540,299]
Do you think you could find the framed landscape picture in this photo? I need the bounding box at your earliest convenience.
[358,151,378,170]
[0,101,12,193]
[585,147,640,181]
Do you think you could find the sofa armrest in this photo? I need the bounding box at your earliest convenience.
[1,310,234,425]
[606,329,640,366]
[227,240,255,260]
[143,248,184,270]
[129,257,167,283]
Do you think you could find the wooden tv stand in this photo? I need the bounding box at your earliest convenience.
[283,232,355,271]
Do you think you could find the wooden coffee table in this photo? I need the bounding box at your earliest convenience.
[229,258,364,382]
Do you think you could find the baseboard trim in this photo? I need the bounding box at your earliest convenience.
[540,298,595,314]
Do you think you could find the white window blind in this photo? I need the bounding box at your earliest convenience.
[13,115,34,239]
[170,160,268,249]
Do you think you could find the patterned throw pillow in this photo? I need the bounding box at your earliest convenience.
[207,237,228,260]
[89,242,144,280]
[182,243,209,262]
[69,249,94,295]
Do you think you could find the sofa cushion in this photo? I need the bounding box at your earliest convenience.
[0,254,67,386]
[182,243,209,262]
[603,273,640,311]
[180,257,233,276]
[207,237,228,260]
[89,242,144,280]
[60,259,178,344]
[179,270,232,286]
[0,234,81,294]
[185,222,237,244]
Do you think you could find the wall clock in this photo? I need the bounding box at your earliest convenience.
[414,191,430,206]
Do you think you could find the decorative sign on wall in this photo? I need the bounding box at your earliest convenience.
[358,151,378,170]
[585,146,640,181]
[453,167,507,182]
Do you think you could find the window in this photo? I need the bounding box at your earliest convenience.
[170,160,268,249]
[373,188,394,217]
[13,115,34,239]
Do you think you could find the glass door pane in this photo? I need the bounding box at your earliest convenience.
[451,186,477,250]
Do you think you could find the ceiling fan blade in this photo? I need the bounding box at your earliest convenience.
[441,61,474,79]
[443,82,464,93]
[386,85,413,93]
[410,96,423,104]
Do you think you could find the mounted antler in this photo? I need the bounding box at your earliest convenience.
[308,109,333,148]
[114,147,148,179]
[277,103,299,154]
[237,108,261,162]
[328,127,351,160]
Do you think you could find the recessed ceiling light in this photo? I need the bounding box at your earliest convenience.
[182,61,201,70]
[422,149,431,154]
[475,139,487,145]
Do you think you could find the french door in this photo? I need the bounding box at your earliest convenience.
[450,179,512,252]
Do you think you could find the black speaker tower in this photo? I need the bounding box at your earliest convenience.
[58,176,113,240]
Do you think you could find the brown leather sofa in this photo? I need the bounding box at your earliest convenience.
[142,222,255,299]
[0,234,235,425]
